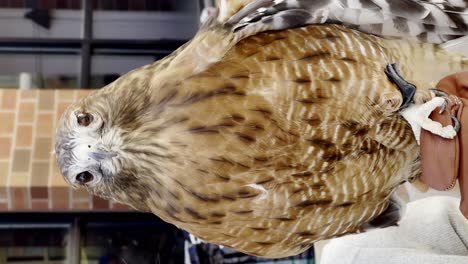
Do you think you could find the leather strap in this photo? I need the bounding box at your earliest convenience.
[419,72,468,219]
[420,97,461,191]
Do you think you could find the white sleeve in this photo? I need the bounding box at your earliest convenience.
[320,196,468,264]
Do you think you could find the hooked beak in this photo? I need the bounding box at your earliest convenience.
[89,151,117,161]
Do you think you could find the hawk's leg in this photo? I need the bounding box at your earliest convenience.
[385,64,416,111]
[385,63,459,144]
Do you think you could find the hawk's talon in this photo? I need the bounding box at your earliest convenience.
[429,88,449,98]
[429,88,450,114]
[428,89,460,133]
[384,63,416,110]
[438,98,448,114]
[439,102,447,114]
[400,93,458,145]
[452,116,461,133]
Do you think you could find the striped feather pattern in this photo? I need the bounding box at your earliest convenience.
[221,0,468,43]
[55,0,468,259]
[56,23,467,257]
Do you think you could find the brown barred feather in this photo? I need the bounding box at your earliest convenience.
[55,4,468,259]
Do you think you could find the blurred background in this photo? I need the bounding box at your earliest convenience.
[0,1,316,263]
[0,0,199,89]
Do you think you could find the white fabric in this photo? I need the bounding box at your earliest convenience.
[320,196,468,264]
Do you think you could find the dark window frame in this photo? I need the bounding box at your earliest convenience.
[0,212,184,264]
[0,0,211,88]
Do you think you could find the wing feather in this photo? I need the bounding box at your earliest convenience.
[224,0,468,43]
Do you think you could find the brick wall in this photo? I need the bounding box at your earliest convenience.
[0,89,129,211]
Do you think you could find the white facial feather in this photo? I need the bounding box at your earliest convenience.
[62,110,123,186]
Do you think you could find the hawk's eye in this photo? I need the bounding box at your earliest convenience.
[76,171,94,184]
[77,113,93,126]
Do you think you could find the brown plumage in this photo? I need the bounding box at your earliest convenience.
[55,1,468,258]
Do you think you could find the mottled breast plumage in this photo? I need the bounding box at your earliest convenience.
[54,0,468,259]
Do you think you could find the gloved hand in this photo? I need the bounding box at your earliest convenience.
[420,71,468,219]
[437,72,468,98]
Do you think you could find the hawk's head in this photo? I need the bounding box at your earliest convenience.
[55,94,118,187]
[54,71,175,210]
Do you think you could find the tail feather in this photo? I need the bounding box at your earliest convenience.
[440,35,468,56]
[361,194,405,230]
[225,0,468,44]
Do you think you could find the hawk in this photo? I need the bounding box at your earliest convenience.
[55,0,468,258]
